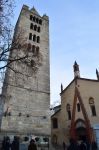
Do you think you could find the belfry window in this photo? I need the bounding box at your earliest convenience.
[34,25,37,31]
[27,43,31,51]
[33,35,36,42]
[89,97,96,116]
[36,18,39,23]
[33,16,36,22]
[30,15,33,20]
[38,27,40,32]
[37,36,40,43]
[39,19,42,25]
[36,47,39,54]
[29,33,32,40]
[66,104,71,120]
[30,23,33,29]
[32,45,35,53]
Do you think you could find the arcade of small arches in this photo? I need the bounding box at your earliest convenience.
[27,43,39,55]
[29,33,40,43]
[30,15,42,25]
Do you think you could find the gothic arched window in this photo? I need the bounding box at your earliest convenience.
[89,97,96,116]
[66,104,71,120]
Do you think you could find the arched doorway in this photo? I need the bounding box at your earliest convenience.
[75,119,87,141]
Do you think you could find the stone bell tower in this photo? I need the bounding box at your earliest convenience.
[73,61,80,78]
[0,5,50,137]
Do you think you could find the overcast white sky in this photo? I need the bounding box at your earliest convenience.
[12,0,99,105]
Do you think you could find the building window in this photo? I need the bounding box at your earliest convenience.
[33,16,36,22]
[38,27,40,32]
[29,33,32,40]
[30,23,33,29]
[66,104,71,120]
[67,111,71,120]
[39,19,42,25]
[27,43,31,51]
[37,36,40,43]
[36,18,39,23]
[89,97,96,116]
[34,25,37,31]
[36,47,39,54]
[30,15,33,20]
[31,60,35,67]
[33,35,36,42]
[91,105,96,116]
[52,118,58,128]
[32,45,35,53]
[77,103,80,112]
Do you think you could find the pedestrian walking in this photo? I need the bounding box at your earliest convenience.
[28,139,37,150]
[11,136,19,150]
[67,138,79,150]
[2,136,11,150]
[80,140,88,150]
[63,141,66,150]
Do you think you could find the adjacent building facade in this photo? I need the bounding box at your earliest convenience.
[0,5,50,137]
[51,62,99,147]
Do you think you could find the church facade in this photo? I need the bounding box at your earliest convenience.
[0,5,50,137]
[51,62,99,147]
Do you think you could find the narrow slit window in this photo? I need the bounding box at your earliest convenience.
[91,105,96,116]
[77,103,80,112]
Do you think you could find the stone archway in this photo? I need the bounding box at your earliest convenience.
[75,119,87,141]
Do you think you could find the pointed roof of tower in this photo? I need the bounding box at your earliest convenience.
[73,61,79,72]
[31,6,40,15]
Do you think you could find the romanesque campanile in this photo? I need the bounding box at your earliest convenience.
[0,5,50,136]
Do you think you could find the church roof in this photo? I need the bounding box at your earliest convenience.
[60,77,99,95]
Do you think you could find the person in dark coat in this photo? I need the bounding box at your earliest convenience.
[3,136,11,150]
[11,136,19,150]
[67,138,79,150]
[91,141,97,150]
[80,141,87,150]
[63,141,66,150]
[28,139,37,150]
[1,136,6,150]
